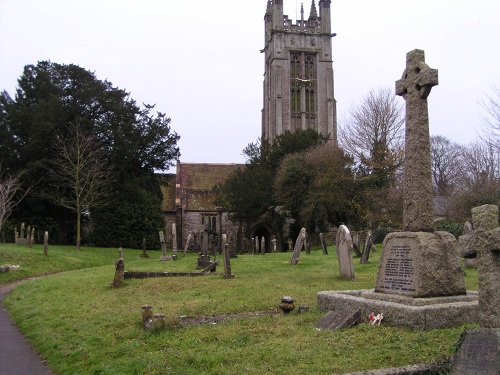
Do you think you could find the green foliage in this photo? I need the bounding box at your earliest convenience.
[0,244,477,374]
[0,61,180,246]
[372,224,393,244]
[434,219,463,238]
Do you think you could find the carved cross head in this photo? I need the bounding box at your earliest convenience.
[459,205,500,258]
[396,49,438,100]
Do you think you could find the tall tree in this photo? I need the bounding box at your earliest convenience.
[1,61,180,246]
[339,87,404,187]
[43,122,113,250]
[480,85,500,150]
[430,135,463,197]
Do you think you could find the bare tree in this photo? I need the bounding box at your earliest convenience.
[45,123,113,250]
[339,87,405,187]
[0,165,30,242]
[430,135,463,197]
[480,85,500,150]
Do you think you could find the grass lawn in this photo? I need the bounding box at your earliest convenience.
[0,243,477,374]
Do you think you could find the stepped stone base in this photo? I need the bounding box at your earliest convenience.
[317,289,478,330]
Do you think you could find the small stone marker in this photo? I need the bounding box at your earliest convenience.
[111,248,125,287]
[171,223,178,260]
[336,225,355,280]
[140,237,149,258]
[159,231,172,261]
[458,204,500,328]
[396,49,438,232]
[43,231,48,256]
[290,228,306,265]
[316,309,361,330]
[319,233,328,255]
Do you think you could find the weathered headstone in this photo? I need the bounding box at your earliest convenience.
[319,233,328,255]
[450,329,500,375]
[111,248,125,287]
[290,228,306,265]
[222,234,234,279]
[43,231,48,256]
[271,237,277,253]
[396,49,438,232]
[159,231,172,261]
[140,237,149,258]
[260,236,265,255]
[26,225,32,247]
[458,205,500,328]
[171,223,178,260]
[375,49,465,298]
[360,231,373,264]
[30,227,35,247]
[352,232,362,257]
[462,221,476,269]
[253,237,258,255]
[316,309,361,330]
[183,233,193,256]
[197,226,211,269]
[336,225,355,280]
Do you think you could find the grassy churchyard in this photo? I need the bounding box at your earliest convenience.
[0,243,478,374]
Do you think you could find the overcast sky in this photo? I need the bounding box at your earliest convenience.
[1,0,499,169]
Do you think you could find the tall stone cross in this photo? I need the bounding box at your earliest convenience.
[396,49,438,232]
[459,204,500,328]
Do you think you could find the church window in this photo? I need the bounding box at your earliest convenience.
[201,214,217,232]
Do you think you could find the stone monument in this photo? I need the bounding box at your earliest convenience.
[318,50,474,329]
[375,49,465,298]
[290,228,306,265]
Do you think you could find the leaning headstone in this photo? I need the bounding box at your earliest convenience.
[336,225,355,280]
[159,231,172,261]
[171,223,178,260]
[375,49,465,298]
[462,221,476,269]
[183,233,193,256]
[352,232,362,257]
[43,231,48,256]
[290,228,306,265]
[111,248,125,287]
[319,233,328,255]
[316,309,361,330]
[360,231,373,264]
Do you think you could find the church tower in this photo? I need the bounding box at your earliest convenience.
[262,0,337,144]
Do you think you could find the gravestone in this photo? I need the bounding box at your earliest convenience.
[260,236,265,255]
[290,228,306,265]
[197,226,211,269]
[316,309,361,330]
[375,49,465,298]
[319,233,328,255]
[43,231,48,256]
[159,231,172,261]
[171,223,178,260]
[287,238,293,252]
[222,234,234,279]
[336,225,355,280]
[360,231,373,264]
[140,237,149,258]
[26,225,32,247]
[352,232,362,257]
[462,221,476,269]
[111,248,125,287]
[183,233,193,256]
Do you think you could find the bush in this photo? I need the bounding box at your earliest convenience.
[434,219,463,238]
[372,225,392,244]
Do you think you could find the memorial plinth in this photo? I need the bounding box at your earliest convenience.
[375,231,466,298]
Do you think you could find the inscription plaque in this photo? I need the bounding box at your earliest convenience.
[383,245,415,293]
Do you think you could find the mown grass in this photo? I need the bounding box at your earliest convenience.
[1,243,477,374]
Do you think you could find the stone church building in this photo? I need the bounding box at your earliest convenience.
[160,0,337,252]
